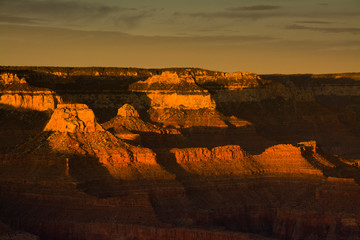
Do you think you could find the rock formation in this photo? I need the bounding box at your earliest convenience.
[0,73,27,85]
[44,104,104,132]
[0,66,360,240]
[103,104,183,147]
[0,72,62,111]
[22,103,172,181]
[130,71,216,110]
[117,103,140,118]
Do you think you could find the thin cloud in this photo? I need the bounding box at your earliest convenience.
[0,0,129,17]
[0,0,141,27]
[295,21,332,24]
[187,11,280,20]
[286,24,360,34]
[113,10,156,28]
[0,23,276,43]
[228,5,281,11]
[0,15,43,25]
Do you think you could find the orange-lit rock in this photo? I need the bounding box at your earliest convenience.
[0,92,62,111]
[170,145,260,176]
[0,73,62,111]
[0,73,27,85]
[130,71,216,110]
[44,104,103,132]
[1,67,360,240]
[149,108,227,128]
[254,144,323,175]
[195,71,263,90]
[117,103,140,118]
[104,104,181,135]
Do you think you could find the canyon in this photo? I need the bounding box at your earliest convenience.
[0,67,359,240]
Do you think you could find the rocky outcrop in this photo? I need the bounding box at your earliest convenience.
[0,73,27,85]
[103,104,183,148]
[0,92,62,111]
[130,71,216,110]
[22,103,172,180]
[171,145,260,176]
[148,108,228,128]
[195,71,263,90]
[1,67,360,240]
[0,73,62,111]
[44,104,104,132]
[104,104,181,134]
[169,143,329,177]
[254,144,323,175]
[117,104,140,118]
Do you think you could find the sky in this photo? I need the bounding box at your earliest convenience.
[0,0,359,74]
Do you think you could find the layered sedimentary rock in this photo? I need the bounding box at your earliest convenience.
[0,73,27,85]
[170,145,260,176]
[44,104,103,132]
[22,103,172,180]
[169,143,327,177]
[0,73,62,111]
[103,104,183,147]
[0,67,360,240]
[129,71,228,128]
[129,71,216,110]
[104,104,179,134]
[254,144,323,175]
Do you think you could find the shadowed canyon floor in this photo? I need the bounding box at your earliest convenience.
[0,67,360,240]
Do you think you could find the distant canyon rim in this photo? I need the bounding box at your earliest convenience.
[0,66,359,240]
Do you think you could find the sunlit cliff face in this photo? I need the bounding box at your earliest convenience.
[129,71,216,110]
[44,104,102,133]
[0,67,360,240]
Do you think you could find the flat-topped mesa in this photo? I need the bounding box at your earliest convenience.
[195,71,264,90]
[0,72,62,111]
[254,144,323,175]
[129,71,204,92]
[44,104,104,132]
[129,71,216,110]
[170,145,260,176]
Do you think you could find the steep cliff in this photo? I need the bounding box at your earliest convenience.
[1,67,360,240]
[20,103,173,181]
[44,104,104,132]
[0,72,62,111]
[168,143,327,177]
[103,104,183,147]
[170,145,260,176]
[129,71,216,110]
[128,71,230,128]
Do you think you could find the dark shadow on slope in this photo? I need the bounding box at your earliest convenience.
[302,146,360,185]
[135,132,187,149]
[2,132,127,198]
[0,67,153,123]
[151,148,211,225]
[179,126,318,155]
[151,148,278,235]
[260,73,360,87]
[0,104,52,153]
[154,148,196,180]
[67,154,126,198]
[199,76,360,158]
